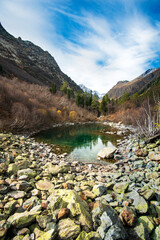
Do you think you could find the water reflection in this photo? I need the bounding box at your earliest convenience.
[34,123,120,164]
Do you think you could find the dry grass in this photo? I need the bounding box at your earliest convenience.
[0,76,96,133]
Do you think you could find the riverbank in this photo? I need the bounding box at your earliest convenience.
[0,132,160,239]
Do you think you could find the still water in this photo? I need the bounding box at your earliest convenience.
[34,123,121,164]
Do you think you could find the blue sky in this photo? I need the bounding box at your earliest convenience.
[1,0,160,93]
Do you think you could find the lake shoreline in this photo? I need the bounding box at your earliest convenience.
[1,131,160,239]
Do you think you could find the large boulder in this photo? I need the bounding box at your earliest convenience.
[92,201,128,239]
[48,189,93,231]
[97,147,117,159]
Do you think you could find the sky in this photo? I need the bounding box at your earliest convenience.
[1,0,160,93]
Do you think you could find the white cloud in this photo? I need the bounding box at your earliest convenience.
[1,0,160,93]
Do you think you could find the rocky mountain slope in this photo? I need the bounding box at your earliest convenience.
[107,68,160,99]
[0,23,81,92]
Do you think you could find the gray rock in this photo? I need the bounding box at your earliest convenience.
[97,147,117,159]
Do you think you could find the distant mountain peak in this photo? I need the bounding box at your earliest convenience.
[107,68,159,99]
[79,84,105,99]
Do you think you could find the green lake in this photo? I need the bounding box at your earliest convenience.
[34,123,121,164]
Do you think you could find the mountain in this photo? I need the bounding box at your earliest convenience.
[79,84,105,99]
[0,23,82,92]
[107,68,160,99]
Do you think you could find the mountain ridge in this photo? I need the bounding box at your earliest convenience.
[107,68,160,99]
[0,23,82,92]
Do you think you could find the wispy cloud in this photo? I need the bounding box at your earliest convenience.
[1,0,160,93]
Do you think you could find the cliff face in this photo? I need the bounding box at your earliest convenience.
[107,68,160,99]
[0,23,82,91]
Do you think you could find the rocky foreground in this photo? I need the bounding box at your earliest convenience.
[1,133,160,239]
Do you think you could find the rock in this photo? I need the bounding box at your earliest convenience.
[82,190,96,200]
[104,225,127,240]
[36,229,57,240]
[152,225,160,240]
[58,208,70,220]
[92,185,107,197]
[17,168,36,178]
[130,222,150,240]
[23,197,40,211]
[138,216,155,234]
[0,185,8,194]
[58,218,81,240]
[76,231,102,240]
[113,182,129,194]
[16,181,32,192]
[46,164,69,175]
[146,172,159,179]
[7,190,26,199]
[119,206,137,227]
[36,215,53,229]
[51,189,93,231]
[0,220,11,238]
[8,208,41,228]
[141,189,155,200]
[17,228,30,235]
[36,180,54,191]
[92,201,128,239]
[148,152,160,161]
[127,191,148,214]
[4,200,17,215]
[97,147,117,159]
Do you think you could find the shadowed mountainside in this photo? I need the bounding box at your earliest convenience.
[0,23,82,92]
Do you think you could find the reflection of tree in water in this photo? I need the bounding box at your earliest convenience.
[34,123,119,152]
[100,134,119,146]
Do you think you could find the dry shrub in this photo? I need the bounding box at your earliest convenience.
[69,111,79,121]
[107,108,143,126]
[0,76,96,133]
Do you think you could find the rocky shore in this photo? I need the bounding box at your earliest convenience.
[0,132,160,239]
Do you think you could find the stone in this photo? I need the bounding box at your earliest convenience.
[146,172,159,179]
[17,168,36,178]
[76,231,102,240]
[119,206,137,227]
[141,189,155,200]
[113,182,129,194]
[51,190,92,231]
[148,152,160,161]
[36,229,57,240]
[4,200,17,215]
[7,190,26,199]
[16,181,32,192]
[82,190,96,200]
[138,216,155,234]
[152,225,160,240]
[36,215,53,229]
[104,225,127,240]
[36,180,54,191]
[92,201,128,239]
[0,220,11,238]
[131,222,150,240]
[97,147,117,159]
[58,208,70,220]
[8,209,41,228]
[58,218,81,240]
[127,191,148,214]
[23,197,40,211]
[0,185,8,194]
[92,185,107,197]
[46,164,69,175]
